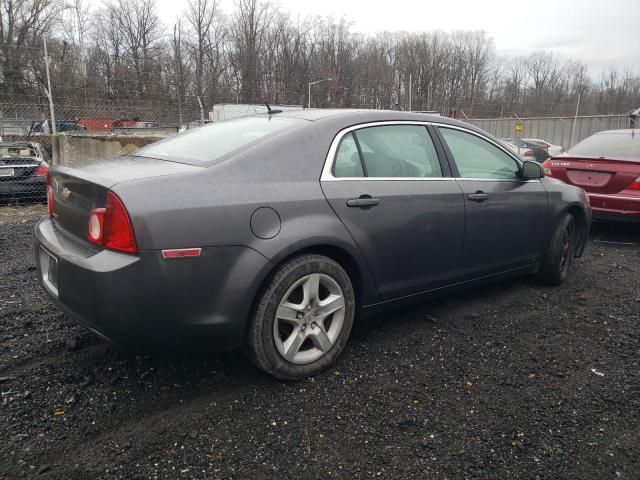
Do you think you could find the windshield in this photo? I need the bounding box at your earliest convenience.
[135,116,306,166]
[567,131,640,161]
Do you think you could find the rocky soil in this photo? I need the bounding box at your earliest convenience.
[1,206,639,479]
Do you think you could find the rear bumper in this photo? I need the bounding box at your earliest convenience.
[34,217,270,350]
[0,176,46,197]
[588,193,640,222]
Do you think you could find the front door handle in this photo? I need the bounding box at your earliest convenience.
[346,195,380,208]
[468,191,489,202]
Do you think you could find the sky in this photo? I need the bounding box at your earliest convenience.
[149,0,639,73]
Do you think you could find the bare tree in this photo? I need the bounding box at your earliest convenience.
[0,0,62,100]
[109,0,161,97]
[0,2,639,123]
[229,0,273,103]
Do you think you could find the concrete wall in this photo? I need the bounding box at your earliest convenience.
[58,132,170,165]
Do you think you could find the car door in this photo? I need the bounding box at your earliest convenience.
[436,126,549,280]
[320,123,465,301]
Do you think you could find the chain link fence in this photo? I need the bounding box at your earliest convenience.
[1,106,637,205]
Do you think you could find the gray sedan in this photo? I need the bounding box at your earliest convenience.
[34,110,591,380]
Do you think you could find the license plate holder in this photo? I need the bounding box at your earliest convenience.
[0,168,14,177]
[39,247,59,297]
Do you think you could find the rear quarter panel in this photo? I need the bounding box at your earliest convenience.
[112,123,380,306]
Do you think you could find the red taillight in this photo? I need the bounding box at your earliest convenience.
[46,173,54,217]
[629,177,640,190]
[35,162,49,177]
[87,191,137,254]
[103,191,137,253]
[542,160,553,176]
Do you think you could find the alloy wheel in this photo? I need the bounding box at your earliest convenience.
[273,273,346,365]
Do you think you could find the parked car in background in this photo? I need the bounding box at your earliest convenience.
[74,118,160,132]
[35,110,590,380]
[523,138,564,157]
[76,117,116,132]
[502,138,550,162]
[28,120,86,135]
[543,129,640,222]
[0,141,50,201]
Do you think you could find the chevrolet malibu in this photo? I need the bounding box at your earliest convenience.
[34,110,591,380]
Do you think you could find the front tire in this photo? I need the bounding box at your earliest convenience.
[537,213,576,285]
[245,254,355,380]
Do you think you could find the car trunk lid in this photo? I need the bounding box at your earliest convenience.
[50,156,203,240]
[549,156,640,194]
[0,156,42,181]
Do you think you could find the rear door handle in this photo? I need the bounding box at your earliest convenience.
[346,196,380,208]
[468,191,489,202]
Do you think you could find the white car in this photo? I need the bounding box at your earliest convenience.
[523,138,564,157]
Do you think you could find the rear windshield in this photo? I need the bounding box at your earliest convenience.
[567,132,640,161]
[0,144,37,158]
[135,116,306,166]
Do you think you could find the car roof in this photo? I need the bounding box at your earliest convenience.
[255,108,488,137]
[256,108,454,125]
[594,129,640,135]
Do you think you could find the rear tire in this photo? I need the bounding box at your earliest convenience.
[537,213,576,286]
[245,254,355,380]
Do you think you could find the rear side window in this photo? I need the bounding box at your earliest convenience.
[568,132,640,161]
[333,133,364,177]
[440,128,520,180]
[136,116,306,166]
[336,125,442,178]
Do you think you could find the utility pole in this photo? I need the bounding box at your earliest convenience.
[570,93,581,147]
[408,74,412,111]
[197,96,206,123]
[43,37,56,135]
[308,78,332,108]
[43,37,59,164]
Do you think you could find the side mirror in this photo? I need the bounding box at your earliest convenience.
[521,160,544,179]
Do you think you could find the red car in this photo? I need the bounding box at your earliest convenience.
[542,129,640,222]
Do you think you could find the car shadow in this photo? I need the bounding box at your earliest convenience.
[590,220,640,245]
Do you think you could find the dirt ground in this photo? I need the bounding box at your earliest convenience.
[1,205,639,479]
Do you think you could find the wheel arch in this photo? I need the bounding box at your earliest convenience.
[564,203,590,257]
[250,240,379,321]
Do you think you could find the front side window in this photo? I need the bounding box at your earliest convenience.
[440,128,520,180]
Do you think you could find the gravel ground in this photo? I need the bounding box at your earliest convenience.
[1,205,639,479]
